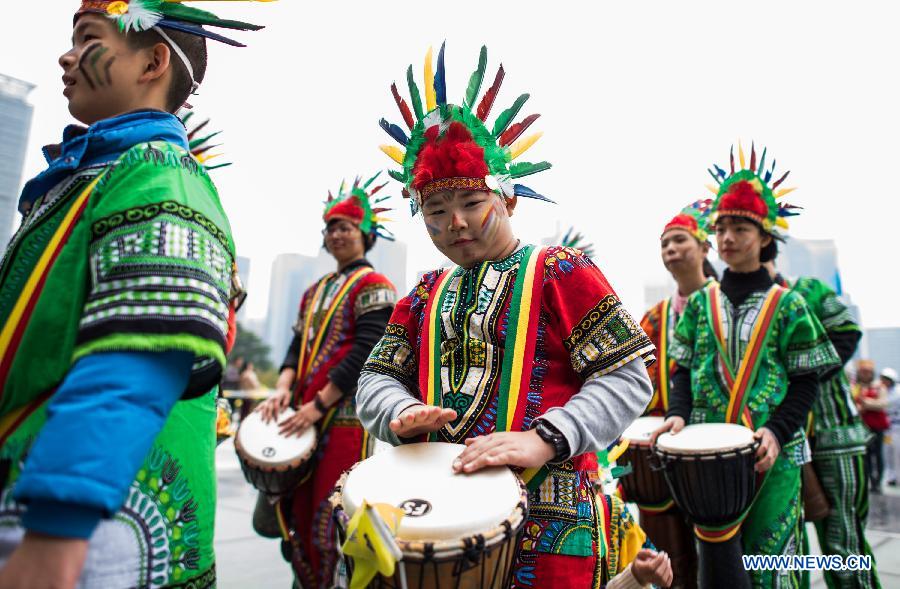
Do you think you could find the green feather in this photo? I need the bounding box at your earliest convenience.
[492,94,530,137]
[189,131,221,150]
[362,170,382,189]
[463,46,488,110]
[509,161,552,179]
[388,169,406,183]
[406,65,424,121]
[159,4,263,30]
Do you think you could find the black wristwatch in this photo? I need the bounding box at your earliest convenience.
[534,419,571,464]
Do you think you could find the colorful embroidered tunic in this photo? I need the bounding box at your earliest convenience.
[361,245,654,588]
[0,137,234,588]
[641,298,679,416]
[280,260,396,589]
[669,281,839,587]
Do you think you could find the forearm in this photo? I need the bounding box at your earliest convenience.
[765,372,819,448]
[357,371,422,445]
[665,365,693,421]
[15,351,192,539]
[606,564,646,589]
[276,367,296,392]
[329,308,393,396]
[540,358,652,458]
[279,333,302,372]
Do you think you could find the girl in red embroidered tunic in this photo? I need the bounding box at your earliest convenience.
[257,175,396,589]
[359,44,666,588]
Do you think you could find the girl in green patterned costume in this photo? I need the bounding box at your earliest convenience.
[765,267,881,588]
[654,143,840,588]
[0,2,267,588]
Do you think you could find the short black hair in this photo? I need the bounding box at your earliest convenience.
[125,28,208,112]
[702,258,719,281]
[760,239,778,263]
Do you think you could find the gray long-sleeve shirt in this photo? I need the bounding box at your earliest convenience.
[357,357,652,457]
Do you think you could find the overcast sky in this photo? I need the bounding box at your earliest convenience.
[2,1,896,327]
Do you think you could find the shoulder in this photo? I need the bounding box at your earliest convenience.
[542,245,597,281]
[641,300,666,332]
[353,270,398,316]
[90,141,231,248]
[399,268,446,314]
[356,270,396,293]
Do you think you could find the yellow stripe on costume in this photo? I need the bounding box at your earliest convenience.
[425,272,453,407]
[504,251,540,431]
[0,176,99,359]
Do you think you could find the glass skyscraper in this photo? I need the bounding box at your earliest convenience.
[0,74,35,244]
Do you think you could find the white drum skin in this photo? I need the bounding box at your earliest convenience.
[235,408,316,468]
[342,442,522,542]
[656,423,756,455]
[621,416,665,447]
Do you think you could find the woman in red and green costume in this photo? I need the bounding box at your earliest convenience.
[257,177,397,589]
[636,199,715,589]
[655,143,840,588]
[358,44,665,589]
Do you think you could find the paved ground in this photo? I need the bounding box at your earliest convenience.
[213,440,900,588]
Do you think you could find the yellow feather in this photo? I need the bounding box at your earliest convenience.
[198,152,222,163]
[738,140,746,170]
[509,132,543,160]
[424,46,436,112]
[379,145,405,165]
[705,184,719,195]
[776,217,789,229]
[775,187,797,198]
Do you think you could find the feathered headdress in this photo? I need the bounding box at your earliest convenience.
[706,141,800,237]
[559,227,595,258]
[76,0,269,46]
[662,199,713,242]
[379,43,552,215]
[323,173,394,241]
[178,109,231,170]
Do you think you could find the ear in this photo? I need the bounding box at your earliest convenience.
[759,232,773,249]
[701,241,711,254]
[503,195,518,217]
[139,42,173,84]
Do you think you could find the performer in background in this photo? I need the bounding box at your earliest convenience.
[764,262,881,588]
[358,43,659,588]
[655,143,839,588]
[257,177,396,588]
[636,199,716,589]
[0,2,266,587]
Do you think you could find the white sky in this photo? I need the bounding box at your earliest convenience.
[1,1,895,326]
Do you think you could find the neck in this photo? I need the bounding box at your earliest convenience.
[494,235,520,261]
[337,254,364,272]
[728,259,762,273]
[672,267,707,297]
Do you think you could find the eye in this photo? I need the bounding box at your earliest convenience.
[427,208,445,216]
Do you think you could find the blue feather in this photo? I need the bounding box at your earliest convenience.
[713,164,727,180]
[764,159,776,183]
[757,147,767,178]
[435,41,447,106]
[157,20,245,47]
[379,119,409,146]
[708,168,722,185]
[513,184,555,203]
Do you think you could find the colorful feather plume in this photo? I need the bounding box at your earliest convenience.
[499,113,540,147]
[434,41,447,107]
[379,118,409,146]
[178,108,230,169]
[463,46,488,109]
[492,93,530,138]
[476,65,505,122]
[391,83,415,130]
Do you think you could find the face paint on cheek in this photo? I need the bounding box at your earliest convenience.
[479,199,502,239]
[102,53,117,85]
[425,221,441,236]
[77,43,102,90]
[89,46,110,86]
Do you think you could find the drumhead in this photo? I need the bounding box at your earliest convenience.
[236,408,316,467]
[656,423,755,454]
[342,442,522,542]
[621,416,665,445]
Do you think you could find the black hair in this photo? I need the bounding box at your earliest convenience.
[125,28,208,113]
[702,258,719,281]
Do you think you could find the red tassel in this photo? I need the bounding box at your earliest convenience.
[476,65,505,122]
[391,83,415,130]
[499,113,541,147]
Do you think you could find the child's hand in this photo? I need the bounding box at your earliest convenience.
[389,404,457,437]
[452,430,556,474]
[631,549,672,587]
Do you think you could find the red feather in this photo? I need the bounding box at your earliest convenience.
[476,65,505,122]
[187,118,210,140]
[772,170,790,189]
[750,143,757,172]
[391,83,415,130]
[499,113,540,147]
[369,182,388,196]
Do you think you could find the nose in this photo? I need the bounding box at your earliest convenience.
[59,46,77,71]
[449,211,467,232]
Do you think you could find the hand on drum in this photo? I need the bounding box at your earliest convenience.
[649,415,685,446]
[278,400,322,437]
[258,386,292,423]
[389,404,457,437]
[631,549,673,587]
[753,427,780,472]
[452,430,556,474]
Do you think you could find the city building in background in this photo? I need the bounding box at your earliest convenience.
[0,73,35,244]
[261,239,408,365]
[235,256,251,321]
[859,328,900,375]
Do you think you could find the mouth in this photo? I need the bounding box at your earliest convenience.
[450,238,475,247]
[62,74,77,96]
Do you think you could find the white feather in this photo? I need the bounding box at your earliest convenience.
[108,0,163,33]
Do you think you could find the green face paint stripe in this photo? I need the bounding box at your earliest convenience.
[77,42,101,89]
[89,46,109,86]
